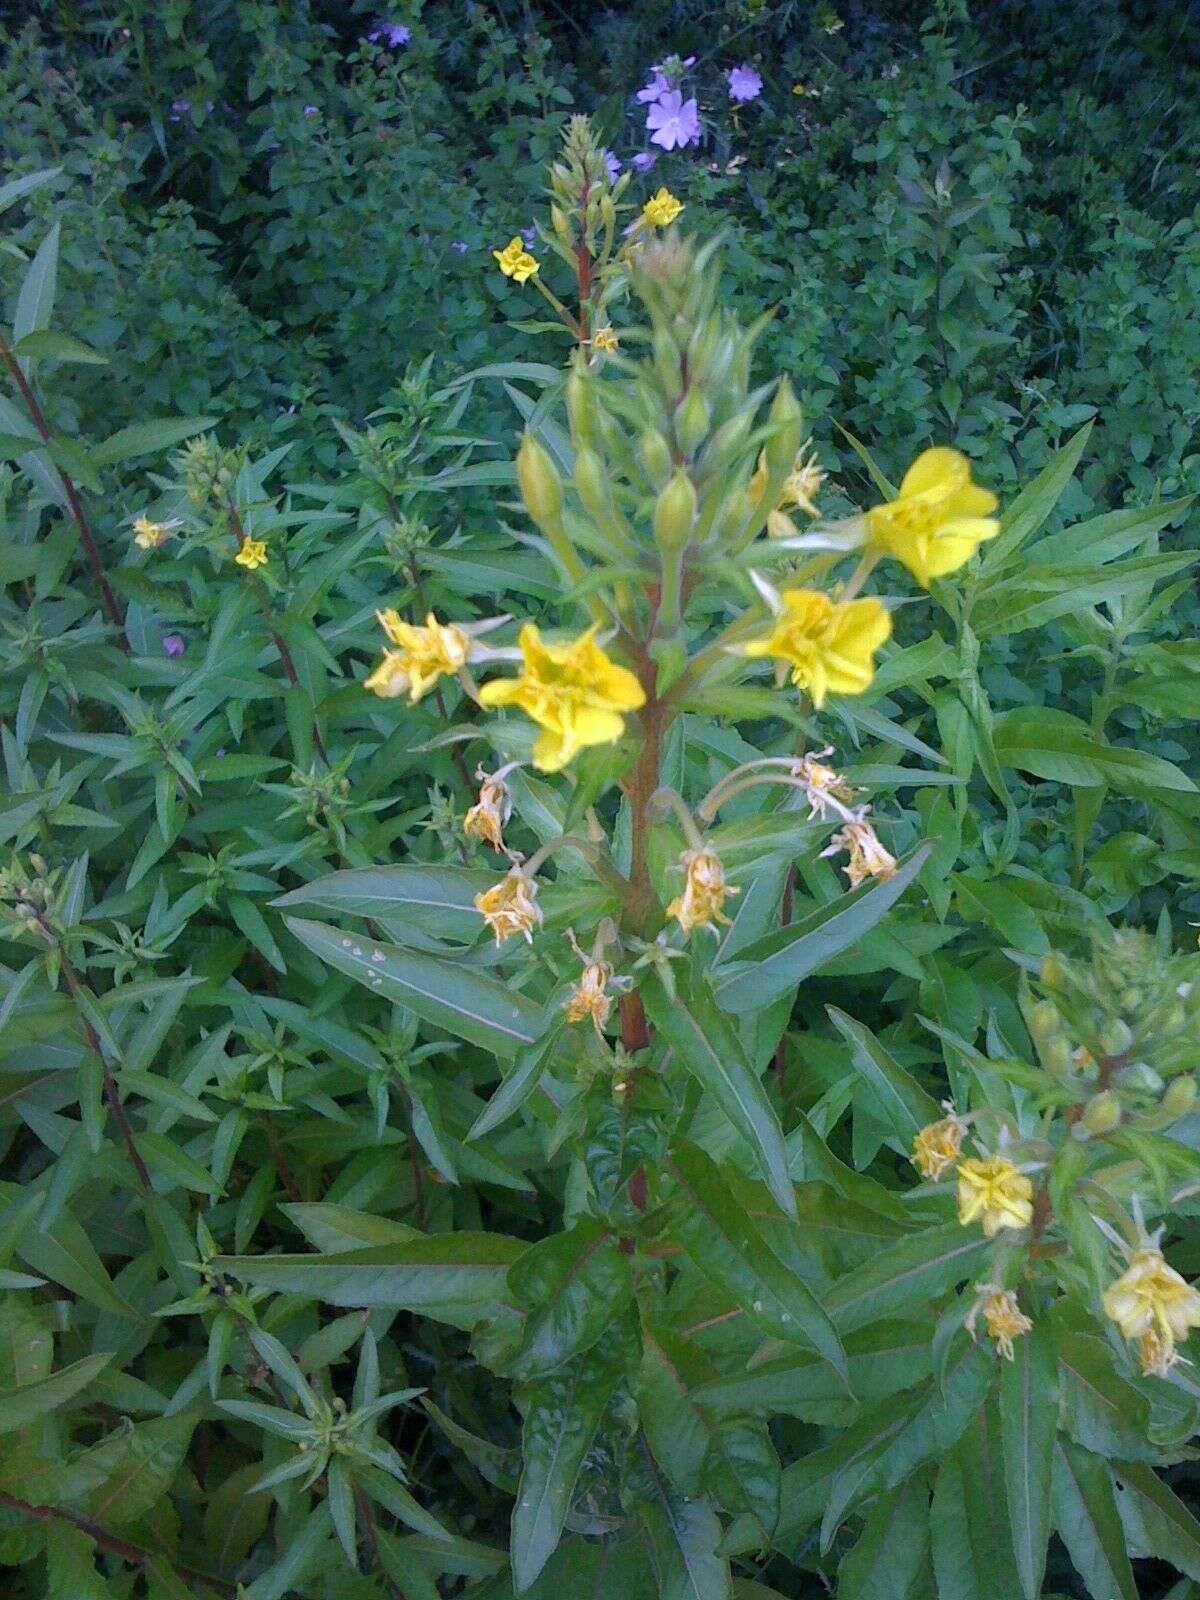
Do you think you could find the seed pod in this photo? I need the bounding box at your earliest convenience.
[639,429,672,490]
[654,470,697,551]
[517,433,564,533]
[1081,1090,1121,1135]
[675,390,710,456]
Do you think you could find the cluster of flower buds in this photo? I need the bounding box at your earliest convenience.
[0,853,58,940]
[177,433,240,508]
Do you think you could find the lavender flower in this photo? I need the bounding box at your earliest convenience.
[636,69,672,105]
[520,224,538,248]
[646,91,701,151]
[603,149,621,184]
[162,634,186,658]
[631,151,658,174]
[168,98,191,122]
[367,20,411,47]
[728,64,763,103]
[302,104,319,117]
[452,240,469,254]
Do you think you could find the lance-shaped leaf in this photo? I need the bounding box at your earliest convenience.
[641,1491,730,1600]
[982,419,1092,569]
[215,1233,523,1330]
[507,1217,634,1379]
[642,976,794,1218]
[826,1224,988,1334]
[1052,1441,1137,1600]
[999,1319,1058,1600]
[274,863,494,944]
[931,1400,1024,1600]
[713,845,932,1013]
[827,1008,940,1147]
[836,1477,930,1600]
[284,916,541,1057]
[0,1352,112,1433]
[665,1143,847,1385]
[1115,1460,1200,1580]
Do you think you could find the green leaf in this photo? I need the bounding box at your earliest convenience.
[279,1202,418,1252]
[984,421,1092,569]
[12,330,107,366]
[837,1477,930,1600]
[284,916,541,1057]
[826,1225,988,1334]
[13,223,59,345]
[79,1413,197,1525]
[713,845,932,1013]
[826,1009,940,1147]
[1052,1441,1137,1600]
[999,1319,1058,1600]
[216,1233,523,1330]
[642,975,794,1218]
[0,167,61,215]
[274,863,494,945]
[0,1352,111,1433]
[468,1021,562,1141]
[641,1491,730,1600]
[931,1402,1024,1600]
[90,416,217,468]
[507,1218,634,1379]
[665,1142,847,1385]
[1115,1460,1200,1579]
[992,706,1196,793]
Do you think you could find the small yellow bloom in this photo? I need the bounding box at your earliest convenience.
[667,846,739,937]
[235,539,268,571]
[866,447,1000,589]
[1103,1246,1200,1376]
[740,589,890,709]
[821,817,897,890]
[791,747,857,820]
[463,769,513,851]
[565,959,613,1032]
[642,187,684,227]
[478,623,645,774]
[781,442,826,519]
[592,326,619,353]
[493,237,540,283]
[966,1284,1032,1361]
[956,1156,1034,1238]
[364,612,470,703]
[132,515,177,550]
[911,1110,965,1180]
[474,870,543,946]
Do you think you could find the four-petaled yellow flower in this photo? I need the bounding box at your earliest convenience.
[463,769,513,851]
[235,539,269,571]
[478,623,645,773]
[592,326,619,353]
[667,846,739,937]
[565,959,613,1032]
[956,1156,1034,1238]
[132,515,177,550]
[821,817,897,890]
[867,447,1000,589]
[741,589,890,709]
[1103,1246,1200,1378]
[493,237,540,283]
[643,187,684,227]
[364,611,470,703]
[911,1110,965,1180]
[474,870,543,946]
[966,1284,1032,1361]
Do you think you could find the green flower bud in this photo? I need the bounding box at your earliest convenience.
[1162,1076,1197,1120]
[763,377,804,476]
[1098,1017,1134,1057]
[1115,1060,1163,1094]
[565,370,598,447]
[675,390,710,456]
[1045,1037,1074,1076]
[1040,952,1068,989]
[1080,1090,1121,1135]
[574,446,609,516]
[1027,1000,1060,1046]
[551,204,573,247]
[516,433,564,533]
[639,429,672,490]
[703,409,753,470]
[654,470,697,551]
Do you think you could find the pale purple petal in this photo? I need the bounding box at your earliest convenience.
[162,634,186,658]
[636,69,671,104]
[646,91,701,151]
[603,149,621,183]
[728,65,763,103]
[367,21,410,47]
[631,151,657,173]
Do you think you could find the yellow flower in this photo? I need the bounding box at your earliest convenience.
[565,959,613,1032]
[821,817,897,890]
[911,1110,965,1180]
[781,442,826,519]
[463,769,513,851]
[364,612,470,703]
[132,515,177,550]
[956,1156,1034,1238]
[1103,1246,1200,1376]
[642,187,684,227]
[493,237,540,283]
[866,447,1000,588]
[966,1284,1032,1361]
[235,539,268,570]
[791,747,857,820]
[478,623,645,774]
[474,870,543,946]
[592,326,619,353]
[667,846,739,937]
[740,589,890,709]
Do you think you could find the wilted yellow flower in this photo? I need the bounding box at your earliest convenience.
[866,448,999,588]
[592,326,619,353]
[565,959,613,1031]
[365,612,470,703]
[792,747,857,820]
[493,237,540,283]
[474,870,543,946]
[911,1109,965,1180]
[463,769,513,851]
[478,623,645,773]
[781,442,826,519]
[956,1156,1034,1238]
[966,1284,1032,1361]
[132,515,178,550]
[821,817,897,889]
[740,589,890,709]
[1103,1246,1200,1376]
[667,846,739,937]
[235,539,268,570]
[643,187,684,227]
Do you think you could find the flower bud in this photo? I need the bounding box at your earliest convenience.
[1115,1061,1163,1094]
[1040,952,1068,990]
[574,446,610,517]
[763,377,804,476]
[1081,1090,1121,1136]
[1099,1017,1134,1057]
[654,470,697,551]
[1027,1000,1060,1046]
[565,369,598,447]
[1044,1037,1073,1076]
[599,193,616,231]
[675,390,710,456]
[517,434,564,533]
[551,204,573,247]
[639,429,672,489]
[1162,1076,1197,1120]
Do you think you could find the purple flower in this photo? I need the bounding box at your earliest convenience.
[631,151,658,174]
[646,91,701,151]
[636,69,672,105]
[520,224,537,247]
[162,634,186,658]
[367,20,411,47]
[302,104,319,117]
[452,240,468,254]
[728,64,763,103]
[603,149,621,184]
[168,98,191,122]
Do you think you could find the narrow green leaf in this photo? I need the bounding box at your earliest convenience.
[91,416,217,468]
[1115,1460,1200,1579]
[0,167,61,215]
[826,1224,989,1334]
[1052,1440,1137,1600]
[13,329,107,365]
[508,1218,633,1379]
[984,421,1093,569]
[999,1320,1058,1600]
[0,1352,111,1433]
[13,223,60,345]
[827,1009,940,1146]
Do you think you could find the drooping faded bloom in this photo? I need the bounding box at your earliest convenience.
[565,958,614,1032]
[867,447,1000,588]
[667,846,739,937]
[463,768,513,851]
[791,747,857,820]
[474,869,543,946]
[642,187,684,226]
[956,1156,1034,1238]
[478,623,645,773]
[821,817,897,889]
[911,1107,966,1180]
[781,442,827,519]
[364,611,471,703]
[493,237,540,283]
[132,515,179,550]
[966,1284,1033,1361]
[235,539,269,571]
[646,90,702,151]
[1103,1245,1200,1377]
[591,327,619,354]
[740,588,891,709]
[728,65,764,103]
